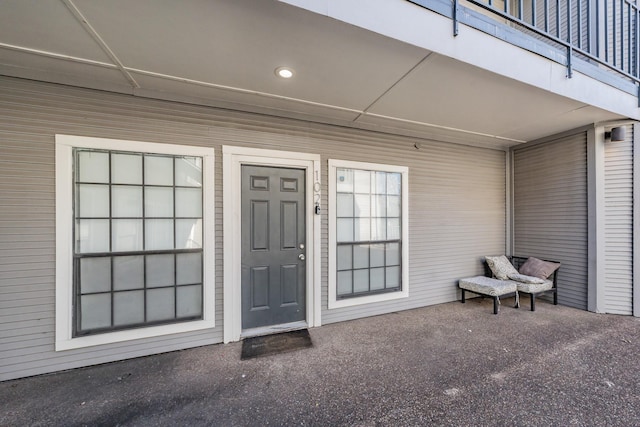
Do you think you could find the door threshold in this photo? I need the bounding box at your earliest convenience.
[241,321,308,340]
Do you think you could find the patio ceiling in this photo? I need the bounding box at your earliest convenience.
[0,0,624,149]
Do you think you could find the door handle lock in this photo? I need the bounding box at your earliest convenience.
[298,254,305,261]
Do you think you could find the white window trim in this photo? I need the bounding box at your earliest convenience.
[222,145,321,343]
[328,159,409,309]
[55,134,216,351]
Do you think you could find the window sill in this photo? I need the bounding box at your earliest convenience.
[55,318,216,351]
[328,288,409,309]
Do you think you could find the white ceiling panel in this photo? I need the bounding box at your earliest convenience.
[0,0,112,63]
[364,54,590,137]
[72,0,429,111]
[499,105,620,141]
[131,71,362,124]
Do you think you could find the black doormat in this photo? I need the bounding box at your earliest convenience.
[241,329,313,360]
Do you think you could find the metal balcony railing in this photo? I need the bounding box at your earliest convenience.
[464,0,639,84]
[410,0,640,99]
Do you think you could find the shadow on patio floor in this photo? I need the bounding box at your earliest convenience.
[2,297,640,426]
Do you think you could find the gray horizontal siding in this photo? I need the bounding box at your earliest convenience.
[0,76,506,380]
[321,142,506,324]
[603,124,634,315]
[0,78,227,381]
[513,131,588,310]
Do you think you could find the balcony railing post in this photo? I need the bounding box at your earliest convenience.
[628,2,632,73]
[587,0,593,53]
[577,0,582,50]
[532,0,537,27]
[620,0,624,70]
[633,7,640,78]
[554,0,559,38]
[545,0,550,32]
[614,0,618,66]
[567,0,573,77]
[453,0,459,36]
[518,0,523,21]
[605,0,609,62]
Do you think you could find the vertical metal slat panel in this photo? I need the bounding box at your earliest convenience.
[603,124,634,314]
[513,131,588,310]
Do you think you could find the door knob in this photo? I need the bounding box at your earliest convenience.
[298,254,305,261]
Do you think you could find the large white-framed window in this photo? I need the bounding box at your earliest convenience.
[328,160,409,309]
[55,135,215,351]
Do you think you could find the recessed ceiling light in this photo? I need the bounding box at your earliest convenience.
[275,67,294,79]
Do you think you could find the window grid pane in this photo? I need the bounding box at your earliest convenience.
[336,166,402,299]
[74,149,204,336]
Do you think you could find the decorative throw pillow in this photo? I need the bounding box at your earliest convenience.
[485,255,519,280]
[519,257,561,279]
[507,272,546,284]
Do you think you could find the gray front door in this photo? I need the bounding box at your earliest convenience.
[241,165,306,330]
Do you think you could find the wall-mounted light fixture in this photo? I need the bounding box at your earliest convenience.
[605,126,626,142]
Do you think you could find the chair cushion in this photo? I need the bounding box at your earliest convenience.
[515,280,553,294]
[485,255,519,280]
[508,273,546,284]
[519,257,561,279]
[459,276,517,296]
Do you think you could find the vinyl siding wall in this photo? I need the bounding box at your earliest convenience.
[603,124,634,315]
[322,141,507,324]
[513,131,589,310]
[0,76,506,380]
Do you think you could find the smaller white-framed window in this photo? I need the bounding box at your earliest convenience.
[328,159,409,309]
[55,135,215,351]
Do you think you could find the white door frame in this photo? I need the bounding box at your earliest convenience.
[222,146,321,343]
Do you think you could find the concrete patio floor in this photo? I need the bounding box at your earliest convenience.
[2,296,640,426]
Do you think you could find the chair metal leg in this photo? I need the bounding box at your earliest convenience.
[553,289,558,305]
[461,289,466,303]
[493,297,499,314]
[530,294,536,311]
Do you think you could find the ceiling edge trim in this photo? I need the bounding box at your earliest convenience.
[361,112,526,143]
[0,43,117,69]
